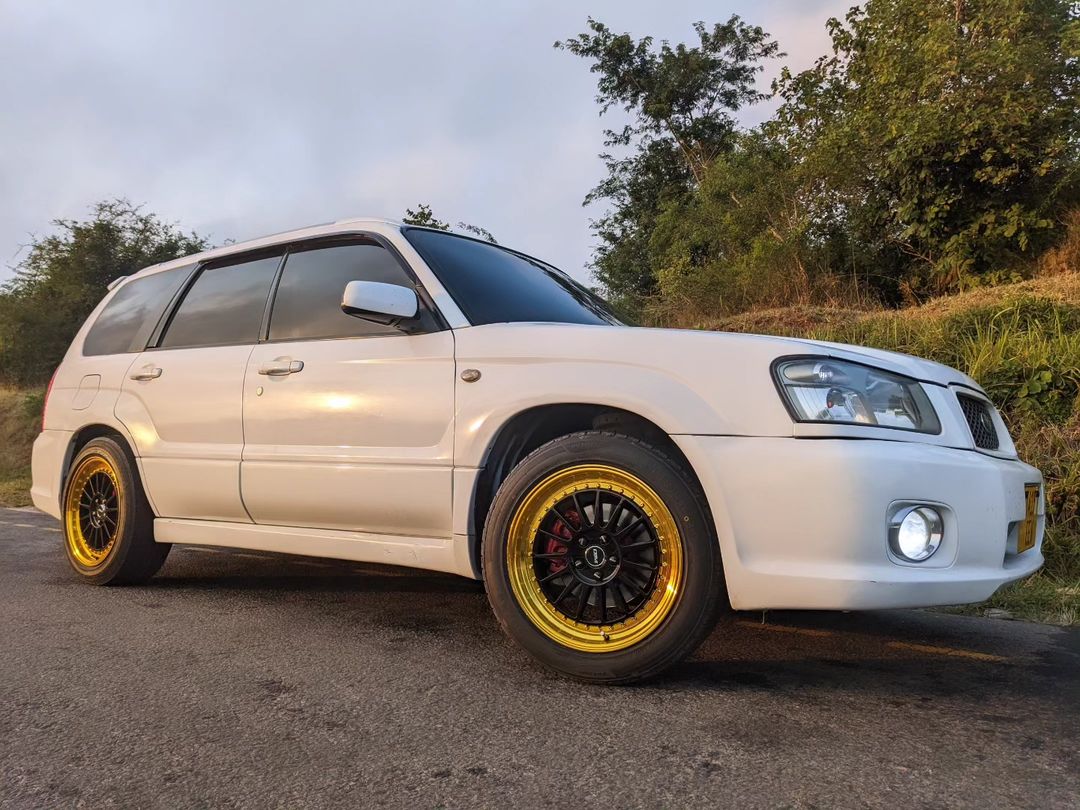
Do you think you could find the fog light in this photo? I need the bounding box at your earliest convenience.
[889,506,943,562]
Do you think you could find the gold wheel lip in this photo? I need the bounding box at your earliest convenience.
[506,463,684,653]
[64,453,124,569]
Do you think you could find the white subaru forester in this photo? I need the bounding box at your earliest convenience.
[32,218,1044,682]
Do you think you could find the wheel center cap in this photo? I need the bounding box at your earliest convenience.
[584,544,607,568]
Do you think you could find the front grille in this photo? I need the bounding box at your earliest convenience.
[957,394,1000,450]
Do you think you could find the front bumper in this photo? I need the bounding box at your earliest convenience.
[674,436,1044,610]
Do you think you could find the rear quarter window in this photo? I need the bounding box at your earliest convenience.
[82,266,191,356]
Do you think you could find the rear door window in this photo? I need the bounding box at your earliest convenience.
[83,265,192,356]
[159,253,282,349]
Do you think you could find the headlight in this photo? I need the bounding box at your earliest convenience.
[773,357,940,434]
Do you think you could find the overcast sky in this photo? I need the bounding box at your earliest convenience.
[0,0,847,284]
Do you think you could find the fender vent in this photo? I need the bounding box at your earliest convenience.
[957,394,1000,450]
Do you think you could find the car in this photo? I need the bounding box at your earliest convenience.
[31,218,1045,683]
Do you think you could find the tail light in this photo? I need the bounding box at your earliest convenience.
[42,369,58,431]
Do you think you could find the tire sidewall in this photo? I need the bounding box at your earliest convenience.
[483,432,721,683]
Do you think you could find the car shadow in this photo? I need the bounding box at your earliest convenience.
[148,545,1078,705]
[151,544,484,595]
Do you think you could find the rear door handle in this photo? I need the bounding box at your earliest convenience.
[129,366,162,381]
[258,358,304,376]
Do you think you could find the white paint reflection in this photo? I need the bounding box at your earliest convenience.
[295,392,373,414]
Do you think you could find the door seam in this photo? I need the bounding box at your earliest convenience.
[237,342,259,523]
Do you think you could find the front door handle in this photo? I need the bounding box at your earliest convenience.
[258,358,304,376]
[129,366,162,381]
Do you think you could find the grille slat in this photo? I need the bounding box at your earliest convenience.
[957,394,1000,450]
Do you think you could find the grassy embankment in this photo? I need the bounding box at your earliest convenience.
[1,274,1076,623]
[0,387,41,508]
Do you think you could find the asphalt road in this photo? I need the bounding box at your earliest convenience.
[2,507,1078,809]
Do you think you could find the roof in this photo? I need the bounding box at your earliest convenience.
[133,217,406,279]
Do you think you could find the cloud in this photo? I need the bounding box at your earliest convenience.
[0,0,847,283]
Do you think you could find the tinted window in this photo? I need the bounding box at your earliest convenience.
[270,242,435,341]
[83,266,191,356]
[403,228,622,326]
[159,254,281,349]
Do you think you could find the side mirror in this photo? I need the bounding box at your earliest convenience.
[340,281,419,326]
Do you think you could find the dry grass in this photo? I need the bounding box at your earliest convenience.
[0,386,42,508]
[1037,209,1080,277]
[702,273,1080,336]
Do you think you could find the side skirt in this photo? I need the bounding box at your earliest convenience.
[154,518,474,578]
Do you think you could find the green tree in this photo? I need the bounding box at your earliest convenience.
[0,199,206,384]
[402,203,497,243]
[556,17,780,310]
[402,203,451,231]
[648,131,860,322]
[775,0,1080,296]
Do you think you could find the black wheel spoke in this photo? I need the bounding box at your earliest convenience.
[618,569,652,599]
[611,582,630,618]
[603,496,625,530]
[553,577,578,606]
[553,506,579,532]
[531,486,663,628]
[537,568,567,585]
[574,585,589,621]
[536,528,570,544]
[571,491,591,528]
[615,516,645,539]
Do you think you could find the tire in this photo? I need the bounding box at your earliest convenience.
[483,431,724,684]
[61,437,170,585]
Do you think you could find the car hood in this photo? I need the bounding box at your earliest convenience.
[781,336,980,389]
[465,322,980,390]
[612,325,978,390]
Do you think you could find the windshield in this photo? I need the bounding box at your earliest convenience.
[402,228,623,327]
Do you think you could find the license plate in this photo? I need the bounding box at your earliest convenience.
[1018,484,1040,554]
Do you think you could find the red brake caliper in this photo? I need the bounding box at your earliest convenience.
[545,509,579,575]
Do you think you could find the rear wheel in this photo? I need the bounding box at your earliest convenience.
[483,431,724,683]
[62,437,169,585]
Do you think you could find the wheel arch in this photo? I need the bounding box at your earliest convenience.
[467,403,715,579]
[58,423,147,512]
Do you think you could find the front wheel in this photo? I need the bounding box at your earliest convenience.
[483,431,724,684]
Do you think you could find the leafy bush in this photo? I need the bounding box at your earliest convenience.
[0,200,206,385]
